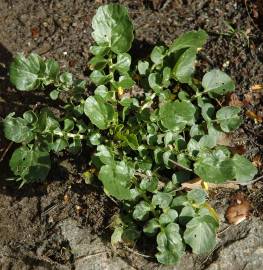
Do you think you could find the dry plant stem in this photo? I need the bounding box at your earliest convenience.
[168,158,193,172]
[123,246,153,259]
[0,141,13,162]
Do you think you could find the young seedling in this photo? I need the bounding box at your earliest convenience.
[2,3,257,265]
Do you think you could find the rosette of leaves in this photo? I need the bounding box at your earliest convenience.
[2,3,258,266]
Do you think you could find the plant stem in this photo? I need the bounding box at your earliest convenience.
[53,130,86,140]
[168,159,193,172]
[141,93,156,111]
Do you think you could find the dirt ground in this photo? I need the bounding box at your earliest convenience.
[0,0,263,269]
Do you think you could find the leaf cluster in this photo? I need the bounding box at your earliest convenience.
[2,3,257,265]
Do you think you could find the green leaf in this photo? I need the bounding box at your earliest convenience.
[194,149,234,183]
[126,134,139,150]
[98,161,133,200]
[90,70,111,85]
[143,218,160,235]
[201,102,215,122]
[88,55,108,70]
[156,223,185,265]
[84,96,114,129]
[159,100,196,130]
[148,72,162,93]
[187,138,200,157]
[117,74,134,89]
[95,145,114,165]
[178,91,190,101]
[90,45,110,56]
[91,4,134,53]
[162,67,171,87]
[9,146,51,184]
[114,53,131,74]
[122,222,140,242]
[3,113,34,143]
[169,30,208,53]
[187,189,207,205]
[68,137,82,155]
[190,124,205,137]
[199,134,217,149]
[159,209,178,225]
[183,215,218,254]
[10,53,44,91]
[23,111,37,124]
[52,138,68,152]
[59,72,73,87]
[133,201,152,221]
[232,154,257,182]
[63,118,74,131]
[150,46,166,65]
[37,108,60,132]
[139,176,158,192]
[44,59,59,82]
[202,69,235,98]
[177,153,192,169]
[172,47,197,84]
[138,60,149,75]
[94,85,112,100]
[49,89,59,100]
[152,192,173,209]
[88,132,101,146]
[179,206,196,225]
[171,195,189,208]
[216,106,242,132]
[111,227,123,246]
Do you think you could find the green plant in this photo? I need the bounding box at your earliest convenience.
[2,3,257,265]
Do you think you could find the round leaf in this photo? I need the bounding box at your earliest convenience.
[159,100,196,130]
[183,215,217,254]
[84,96,114,129]
[202,69,235,98]
[3,113,34,143]
[232,154,257,182]
[10,53,44,91]
[156,223,185,265]
[9,146,51,184]
[114,53,131,74]
[216,106,242,132]
[133,201,151,221]
[194,150,235,183]
[98,161,133,200]
[91,4,134,53]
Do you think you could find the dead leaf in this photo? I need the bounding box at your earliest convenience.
[217,133,232,146]
[250,84,263,92]
[31,27,39,38]
[246,110,263,123]
[208,182,239,190]
[229,145,246,155]
[252,154,262,169]
[226,93,244,107]
[181,178,202,189]
[181,178,209,191]
[243,91,261,106]
[225,193,251,225]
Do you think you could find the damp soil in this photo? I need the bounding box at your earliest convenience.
[0,0,263,270]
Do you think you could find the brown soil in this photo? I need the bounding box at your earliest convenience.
[0,0,262,269]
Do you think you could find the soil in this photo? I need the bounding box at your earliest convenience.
[0,0,263,270]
